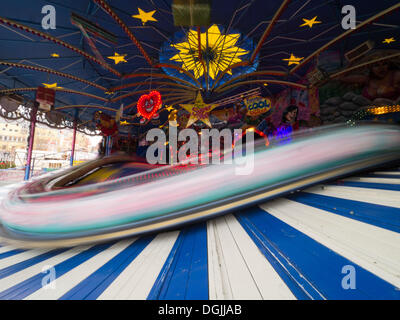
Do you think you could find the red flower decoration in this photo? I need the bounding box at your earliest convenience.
[137,91,162,120]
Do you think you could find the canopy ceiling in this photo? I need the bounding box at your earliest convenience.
[0,0,399,131]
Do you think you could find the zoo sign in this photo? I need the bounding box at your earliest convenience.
[244,97,272,116]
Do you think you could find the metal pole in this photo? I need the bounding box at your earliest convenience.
[24,104,38,181]
[30,157,35,179]
[70,119,77,166]
[106,136,111,156]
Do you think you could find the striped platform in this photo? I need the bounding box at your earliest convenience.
[0,168,399,300]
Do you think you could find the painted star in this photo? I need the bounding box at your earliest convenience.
[383,37,395,44]
[300,16,321,28]
[104,91,115,95]
[283,54,304,66]
[180,92,217,128]
[165,105,175,112]
[120,120,130,125]
[42,82,62,89]
[51,53,60,58]
[107,52,127,64]
[132,8,157,25]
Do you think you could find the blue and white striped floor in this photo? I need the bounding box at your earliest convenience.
[0,169,399,300]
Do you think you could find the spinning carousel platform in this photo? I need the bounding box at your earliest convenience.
[0,168,399,300]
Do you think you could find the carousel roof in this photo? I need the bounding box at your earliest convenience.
[0,0,399,133]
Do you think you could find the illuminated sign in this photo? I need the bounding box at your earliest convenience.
[244,96,272,116]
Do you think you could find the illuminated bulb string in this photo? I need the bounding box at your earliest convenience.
[367,105,400,115]
[349,105,400,125]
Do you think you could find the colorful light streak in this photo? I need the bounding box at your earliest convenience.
[0,124,399,247]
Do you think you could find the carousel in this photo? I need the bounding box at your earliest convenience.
[0,0,399,300]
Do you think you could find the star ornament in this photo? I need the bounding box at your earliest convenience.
[165,105,175,112]
[107,52,127,64]
[42,82,63,89]
[383,38,395,44]
[300,16,322,28]
[180,92,217,127]
[283,54,304,66]
[132,8,157,25]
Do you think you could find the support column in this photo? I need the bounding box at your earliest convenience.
[70,119,77,166]
[24,104,38,181]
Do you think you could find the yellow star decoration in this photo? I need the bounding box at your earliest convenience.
[383,38,395,44]
[120,120,130,125]
[107,52,127,64]
[51,53,60,58]
[170,24,249,80]
[180,92,217,127]
[165,105,175,112]
[104,91,115,95]
[132,8,157,25]
[300,16,321,28]
[283,54,304,66]
[42,83,63,89]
